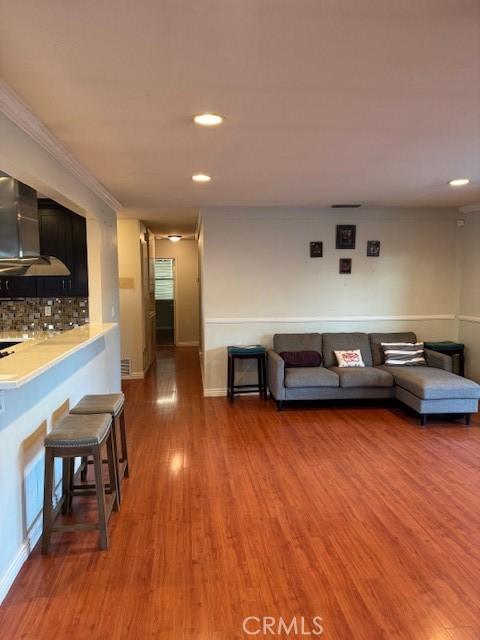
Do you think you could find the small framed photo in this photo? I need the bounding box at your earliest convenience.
[339,258,352,274]
[336,224,356,249]
[367,240,381,257]
[310,241,323,258]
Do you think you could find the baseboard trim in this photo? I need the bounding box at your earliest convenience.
[203,388,262,397]
[0,510,43,605]
[458,315,480,324]
[205,314,455,324]
[121,371,144,380]
[176,341,200,347]
[204,388,227,397]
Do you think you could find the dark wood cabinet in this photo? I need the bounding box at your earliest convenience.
[36,204,73,297]
[0,276,37,298]
[0,200,88,299]
[70,211,89,297]
[37,200,89,298]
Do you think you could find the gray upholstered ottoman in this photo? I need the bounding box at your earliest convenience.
[381,365,480,425]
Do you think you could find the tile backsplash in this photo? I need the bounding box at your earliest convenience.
[0,297,89,331]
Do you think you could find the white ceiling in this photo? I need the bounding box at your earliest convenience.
[1,0,479,233]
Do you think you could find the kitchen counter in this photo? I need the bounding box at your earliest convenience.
[0,323,117,389]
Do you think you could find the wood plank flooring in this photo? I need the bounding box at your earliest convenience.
[1,347,480,639]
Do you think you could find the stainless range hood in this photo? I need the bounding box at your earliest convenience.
[0,173,70,276]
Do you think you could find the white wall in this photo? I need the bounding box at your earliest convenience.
[200,207,461,393]
[458,212,480,381]
[156,239,200,346]
[117,220,145,376]
[0,111,121,601]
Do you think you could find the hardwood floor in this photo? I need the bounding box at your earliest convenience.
[1,347,480,639]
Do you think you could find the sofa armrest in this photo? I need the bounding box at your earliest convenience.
[268,350,286,400]
[425,348,453,372]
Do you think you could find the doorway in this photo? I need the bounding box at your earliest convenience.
[155,257,175,345]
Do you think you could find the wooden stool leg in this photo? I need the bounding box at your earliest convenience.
[67,457,75,514]
[110,417,122,504]
[106,431,119,512]
[80,455,88,481]
[61,458,69,515]
[42,448,55,554]
[227,355,232,400]
[229,356,235,403]
[257,356,262,397]
[119,409,129,478]
[263,355,268,399]
[93,445,109,550]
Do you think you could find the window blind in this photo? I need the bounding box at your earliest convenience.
[154,258,174,300]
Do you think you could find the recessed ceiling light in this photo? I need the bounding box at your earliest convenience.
[168,235,182,242]
[192,174,211,183]
[449,178,470,187]
[193,113,223,126]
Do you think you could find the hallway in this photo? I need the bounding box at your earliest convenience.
[1,347,480,639]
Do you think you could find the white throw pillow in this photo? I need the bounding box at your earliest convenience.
[334,349,365,368]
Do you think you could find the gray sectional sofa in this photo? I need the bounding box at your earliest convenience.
[268,332,480,425]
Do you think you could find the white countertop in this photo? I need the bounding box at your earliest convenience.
[0,324,117,389]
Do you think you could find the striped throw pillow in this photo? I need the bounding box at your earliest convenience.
[381,342,426,366]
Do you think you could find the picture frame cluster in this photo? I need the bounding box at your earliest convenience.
[310,225,380,273]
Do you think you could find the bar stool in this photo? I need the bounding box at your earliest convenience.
[42,413,119,553]
[227,345,268,403]
[71,393,129,503]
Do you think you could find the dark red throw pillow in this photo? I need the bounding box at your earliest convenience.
[279,350,323,367]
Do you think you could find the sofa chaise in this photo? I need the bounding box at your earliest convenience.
[268,332,480,425]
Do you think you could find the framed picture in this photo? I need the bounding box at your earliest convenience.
[310,241,323,258]
[336,224,356,249]
[367,240,380,257]
[339,258,352,274]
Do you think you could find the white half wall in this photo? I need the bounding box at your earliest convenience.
[200,207,461,393]
[0,328,120,603]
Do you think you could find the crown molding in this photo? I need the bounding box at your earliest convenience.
[459,202,480,214]
[205,314,456,324]
[0,80,122,211]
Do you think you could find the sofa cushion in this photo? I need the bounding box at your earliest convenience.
[284,367,339,389]
[380,365,480,400]
[369,332,417,366]
[322,333,373,368]
[330,367,394,388]
[280,350,322,367]
[274,333,322,354]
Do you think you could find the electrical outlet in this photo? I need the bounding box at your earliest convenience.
[44,306,52,316]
